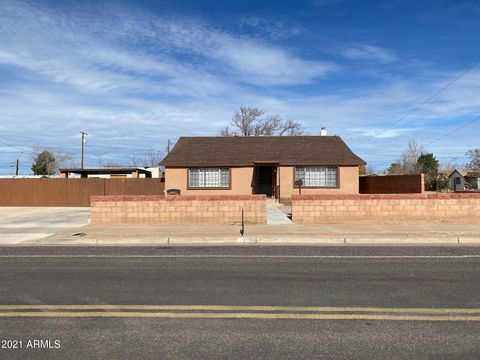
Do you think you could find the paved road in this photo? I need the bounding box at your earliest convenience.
[0,245,479,359]
[0,207,89,244]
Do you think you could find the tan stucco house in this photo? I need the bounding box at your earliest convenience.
[160,136,366,201]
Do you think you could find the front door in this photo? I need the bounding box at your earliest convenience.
[256,166,275,197]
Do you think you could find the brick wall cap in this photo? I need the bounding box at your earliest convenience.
[91,194,266,203]
[292,193,480,201]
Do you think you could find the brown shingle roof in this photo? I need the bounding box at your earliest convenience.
[160,136,366,167]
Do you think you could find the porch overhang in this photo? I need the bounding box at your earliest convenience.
[253,161,280,165]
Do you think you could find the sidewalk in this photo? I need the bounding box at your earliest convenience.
[21,223,480,245]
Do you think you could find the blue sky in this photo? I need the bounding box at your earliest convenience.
[0,0,479,174]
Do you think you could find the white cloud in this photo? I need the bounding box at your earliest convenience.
[209,39,337,85]
[122,18,337,85]
[355,128,415,139]
[0,1,335,91]
[0,0,479,173]
[340,44,398,64]
[237,16,302,40]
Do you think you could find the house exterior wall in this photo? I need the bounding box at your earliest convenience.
[278,166,359,199]
[164,167,254,195]
[449,173,465,191]
[165,165,360,197]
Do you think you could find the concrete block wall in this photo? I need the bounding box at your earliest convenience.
[91,195,266,226]
[292,193,480,224]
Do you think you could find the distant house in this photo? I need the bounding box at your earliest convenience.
[59,167,157,179]
[465,171,480,190]
[160,136,366,201]
[448,169,466,191]
[0,175,52,179]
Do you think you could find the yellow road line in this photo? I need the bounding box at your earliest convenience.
[0,305,479,314]
[0,311,479,321]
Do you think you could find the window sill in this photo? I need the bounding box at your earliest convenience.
[293,186,339,189]
[187,187,231,190]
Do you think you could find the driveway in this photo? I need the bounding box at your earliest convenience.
[0,207,90,244]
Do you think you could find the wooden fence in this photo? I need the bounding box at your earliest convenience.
[0,178,165,207]
[359,174,424,194]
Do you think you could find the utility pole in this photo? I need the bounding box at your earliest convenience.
[15,159,19,176]
[81,132,88,169]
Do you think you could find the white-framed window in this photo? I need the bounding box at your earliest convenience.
[295,166,338,188]
[188,168,230,188]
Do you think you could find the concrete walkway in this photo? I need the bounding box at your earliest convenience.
[266,203,292,224]
[22,223,480,246]
[0,207,90,244]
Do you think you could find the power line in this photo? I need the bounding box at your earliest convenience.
[0,139,80,154]
[87,144,162,152]
[0,139,33,154]
[425,115,480,147]
[375,60,480,136]
[358,153,470,158]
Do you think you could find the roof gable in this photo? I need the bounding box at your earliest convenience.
[161,136,366,167]
[448,169,467,178]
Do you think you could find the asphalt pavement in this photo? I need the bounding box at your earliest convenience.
[0,245,479,359]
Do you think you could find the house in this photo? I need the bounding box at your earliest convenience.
[59,167,156,179]
[0,175,54,179]
[160,136,366,201]
[465,171,480,190]
[448,169,466,191]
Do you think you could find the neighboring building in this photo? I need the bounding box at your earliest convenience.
[145,167,163,179]
[160,136,366,201]
[448,169,466,191]
[60,167,155,179]
[465,171,480,190]
[0,175,55,179]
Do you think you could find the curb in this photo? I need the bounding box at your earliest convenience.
[19,235,480,246]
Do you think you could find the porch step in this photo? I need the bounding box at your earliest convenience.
[267,203,292,225]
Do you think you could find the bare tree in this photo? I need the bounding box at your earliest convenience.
[384,140,425,175]
[52,150,78,169]
[360,164,376,175]
[439,162,456,175]
[231,106,265,136]
[99,161,124,168]
[386,163,402,175]
[278,119,304,136]
[465,148,480,171]
[219,125,233,136]
[31,147,77,175]
[130,150,163,168]
[400,140,423,174]
[221,106,303,136]
[254,114,281,136]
